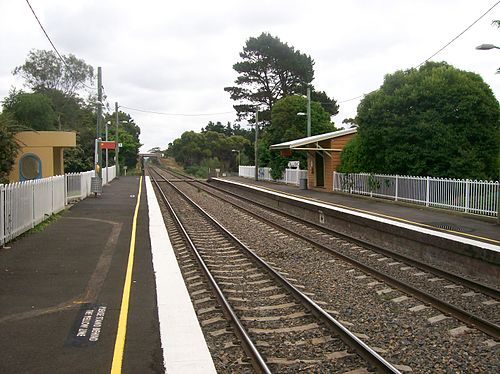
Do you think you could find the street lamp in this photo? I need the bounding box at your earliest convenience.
[105,120,111,184]
[231,149,240,173]
[115,102,120,178]
[297,112,307,137]
[255,111,259,181]
[476,43,500,224]
[297,85,311,137]
[476,44,500,50]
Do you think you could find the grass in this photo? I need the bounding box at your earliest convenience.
[1,211,65,248]
[30,212,64,233]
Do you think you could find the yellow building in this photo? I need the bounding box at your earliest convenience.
[8,131,76,182]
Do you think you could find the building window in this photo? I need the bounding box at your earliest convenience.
[19,154,42,181]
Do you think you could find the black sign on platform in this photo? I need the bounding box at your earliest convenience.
[66,303,107,347]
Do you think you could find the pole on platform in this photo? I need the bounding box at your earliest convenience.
[105,120,109,185]
[115,102,120,178]
[254,110,259,181]
[96,67,103,180]
[306,86,311,137]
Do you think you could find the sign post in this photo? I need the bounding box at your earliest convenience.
[100,141,116,150]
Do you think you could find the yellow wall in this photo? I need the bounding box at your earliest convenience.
[8,131,76,182]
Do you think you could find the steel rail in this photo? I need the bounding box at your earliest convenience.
[159,170,500,340]
[161,166,499,298]
[149,170,271,374]
[211,178,499,296]
[150,167,401,374]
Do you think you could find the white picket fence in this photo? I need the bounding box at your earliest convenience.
[333,172,499,217]
[0,166,116,246]
[239,166,307,186]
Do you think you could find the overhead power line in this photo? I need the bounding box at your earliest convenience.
[338,1,500,104]
[338,94,365,104]
[416,0,500,67]
[24,0,94,90]
[120,105,234,117]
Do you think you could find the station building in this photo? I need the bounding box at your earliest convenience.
[270,128,357,192]
[8,131,76,182]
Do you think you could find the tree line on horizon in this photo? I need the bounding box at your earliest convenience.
[2,31,498,184]
[166,32,499,182]
[0,49,141,183]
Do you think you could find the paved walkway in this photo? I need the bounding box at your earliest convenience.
[0,176,163,373]
[222,176,500,245]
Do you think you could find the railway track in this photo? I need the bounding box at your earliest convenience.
[150,167,500,372]
[157,166,500,339]
[149,167,400,373]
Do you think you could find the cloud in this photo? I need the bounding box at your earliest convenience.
[2,0,500,153]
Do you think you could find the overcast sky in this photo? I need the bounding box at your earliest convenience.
[1,0,499,152]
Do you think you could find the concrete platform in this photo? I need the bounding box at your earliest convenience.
[212,176,500,284]
[217,176,500,244]
[0,176,215,373]
[146,177,216,374]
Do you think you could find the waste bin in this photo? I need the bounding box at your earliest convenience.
[299,178,308,190]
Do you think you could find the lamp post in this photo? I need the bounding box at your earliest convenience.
[232,149,240,173]
[476,43,500,224]
[95,67,103,181]
[297,112,307,137]
[297,86,312,137]
[105,120,110,185]
[115,102,119,178]
[306,86,311,137]
[255,111,259,181]
[476,44,500,50]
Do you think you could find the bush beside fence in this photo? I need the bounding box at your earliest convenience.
[333,172,499,217]
[0,166,116,246]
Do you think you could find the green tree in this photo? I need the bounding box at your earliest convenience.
[148,147,162,154]
[225,33,338,121]
[63,106,97,173]
[6,50,141,173]
[265,95,336,178]
[490,20,500,74]
[104,112,142,169]
[37,88,88,130]
[267,95,335,145]
[202,121,228,135]
[115,130,141,169]
[13,49,94,95]
[340,61,500,180]
[167,128,250,174]
[2,90,57,130]
[0,113,21,183]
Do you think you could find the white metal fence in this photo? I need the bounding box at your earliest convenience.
[239,166,307,186]
[333,172,499,217]
[65,170,94,202]
[1,166,116,246]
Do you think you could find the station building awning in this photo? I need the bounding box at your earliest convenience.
[269,128,357,191]
[269,128,357,157]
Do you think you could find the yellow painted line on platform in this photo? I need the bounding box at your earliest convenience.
[253,184,500,245]
[110,176,143,374]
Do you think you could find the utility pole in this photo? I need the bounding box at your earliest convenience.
[496,113,500,225]
[105,119,109,184]
[306,86,311,137]
[254,110,259,181]
[95,67,103,180]
[115,102,120,178]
